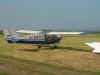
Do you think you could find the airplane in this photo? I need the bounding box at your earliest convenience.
[3,29,62,48]
[86,42,100,53]
[3,28,91,49]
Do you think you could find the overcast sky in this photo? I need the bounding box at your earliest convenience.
[0,0,100,32]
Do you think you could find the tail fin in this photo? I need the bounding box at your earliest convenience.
[3,29,12,38]
[3,29,18,39]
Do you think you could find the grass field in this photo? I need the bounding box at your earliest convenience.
[0,33,100,75]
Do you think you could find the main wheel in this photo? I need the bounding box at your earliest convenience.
[54,45,58,48]
[38,45,42,48]
[51,45,58,49]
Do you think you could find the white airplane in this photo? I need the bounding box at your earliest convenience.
[86,42,100,53]
[3,28,90,49]
[3,29,62,48]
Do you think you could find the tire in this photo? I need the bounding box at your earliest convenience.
[51,45,58,49]
[54,45,57,48]
[38,45,42,48]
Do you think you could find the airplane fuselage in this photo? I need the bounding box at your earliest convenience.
[5,37,62,45]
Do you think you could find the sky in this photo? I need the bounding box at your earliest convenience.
[0,0,100,32]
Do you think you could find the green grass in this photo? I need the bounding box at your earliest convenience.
[0,54,95,75]
[0,72,6,75]
[0,33,100,75]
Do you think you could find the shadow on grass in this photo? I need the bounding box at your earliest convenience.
[20,46,91,53]
[20,48,40,52]
[56,46,91,52]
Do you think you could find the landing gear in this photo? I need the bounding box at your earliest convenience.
[53,45,58,49]
[50,45,58,49]
[38,45,42,48]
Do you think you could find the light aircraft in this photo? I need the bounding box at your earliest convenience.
[3,29,62,48]
[3,28,90,49]
[86,42,100,53]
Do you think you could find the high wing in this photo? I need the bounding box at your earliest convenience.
[86,42,100,53]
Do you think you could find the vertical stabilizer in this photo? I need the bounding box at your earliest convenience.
[3,29,18,39]
[3,29,12,38]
